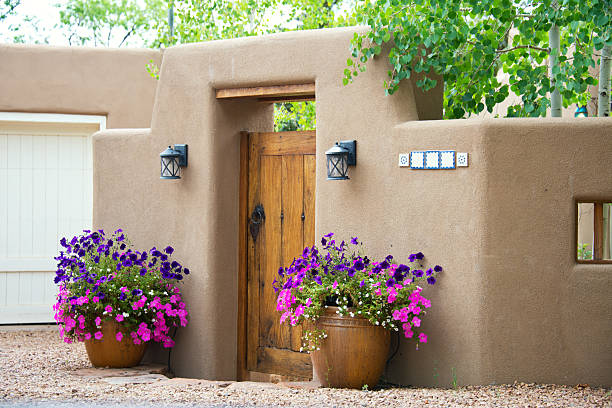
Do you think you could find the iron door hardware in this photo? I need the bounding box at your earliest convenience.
[249,204,265,242]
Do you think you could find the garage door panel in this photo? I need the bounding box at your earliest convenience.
[44,167,59,256]
[0,167,6,260]
[32,169,47,257]
[7,135,19,168]
[20,168,34,257]
[18,271,33,305]
[0,273,5,306]
[6,168,20,257]
[4,273,19,305]
[44,135,58,168]
[0,115,100,324]
[20,135,33,168]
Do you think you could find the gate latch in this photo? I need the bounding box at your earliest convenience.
[249,204,265,242]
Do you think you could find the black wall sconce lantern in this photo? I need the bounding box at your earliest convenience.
[574,105,588,117]
[160,144,188,179]
[325,140,356,180]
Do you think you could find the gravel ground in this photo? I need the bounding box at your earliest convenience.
[0,328,610,408]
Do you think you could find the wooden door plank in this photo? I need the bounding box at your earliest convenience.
[253,131,315,156]
[281,155,306,352]
[258,155,287,354]
[237,131,249,380]
[215,83,315,100]
[245,130,316,378]
[303,155,316,248]
[256,346,313,379]
[246,132,261,372]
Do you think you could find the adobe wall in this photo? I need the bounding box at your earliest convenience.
[0,44,161,128]
[88,27,611,387]
[378,118,612,387]
[93,27,443,381]
[477,118,612,386]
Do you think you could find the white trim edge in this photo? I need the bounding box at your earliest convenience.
[0,112,106,131]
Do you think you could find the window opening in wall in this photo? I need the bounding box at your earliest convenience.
[577,201,612,262]
[274,101,316,132]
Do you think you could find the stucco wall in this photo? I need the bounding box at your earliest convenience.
[89,27,611,387]
[371,118,612,387]
[93,27,438,381]
[0,43,161,128]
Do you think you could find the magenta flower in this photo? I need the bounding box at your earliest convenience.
[412,317,421,327]
[105,305,113,313]
[94,331,103,340]
[418,333,428,343]
[115,332,123,342]
[115,314,124,322]
[95,316,102,326]
[84,333,92,340]
[332,281,338,290]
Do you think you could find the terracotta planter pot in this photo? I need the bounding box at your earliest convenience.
[84,320,146,368]
[310,306,390,389]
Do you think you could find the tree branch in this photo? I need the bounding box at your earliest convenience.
[496,45,550,54]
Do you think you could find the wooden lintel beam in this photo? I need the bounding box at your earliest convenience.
[215,83,315,100]
[257,95,315,104]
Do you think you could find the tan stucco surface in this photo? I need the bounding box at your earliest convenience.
[93,27,432,381]
[0,43,161,128]
[378,118,612,387]
[37,27,607,387]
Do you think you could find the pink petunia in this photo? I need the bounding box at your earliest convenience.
[115,314,124,322]
[412,317,421,327]
[418,333,428,343]
[92,296,99,303]
[332,281,338,290]
[95,316,102,326]
[105,305,113,313]
[84,333,92,340]
[115,332,123,342]
[94,331,103,340]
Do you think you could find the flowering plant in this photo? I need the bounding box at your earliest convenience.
[273,233,442,351]
[53,229,189,348]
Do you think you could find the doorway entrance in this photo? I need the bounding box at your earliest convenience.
[239,130,315,380]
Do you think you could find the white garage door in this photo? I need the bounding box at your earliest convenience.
[0,113,105,324]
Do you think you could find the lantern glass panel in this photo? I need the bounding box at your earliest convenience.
[326,153,348,180]
[161,156,180,179]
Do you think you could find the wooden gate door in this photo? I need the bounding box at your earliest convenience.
[245,130,315,379]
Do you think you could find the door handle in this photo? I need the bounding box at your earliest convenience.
[249,204,265,242]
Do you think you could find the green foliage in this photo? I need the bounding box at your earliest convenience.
[346,0,612,118]
[577,243,592,260]
[58,0,166,47]
[146,59,160,80]
[274,101,316,131]
[0,0,19,21]
[154,0,356,47]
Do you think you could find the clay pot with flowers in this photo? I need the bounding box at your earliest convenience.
[53,229,189,368]
[273,233,442,389]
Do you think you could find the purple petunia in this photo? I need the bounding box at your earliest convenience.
[164,246,174,255]
[350,237,359,245]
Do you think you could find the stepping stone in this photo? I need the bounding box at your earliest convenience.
[73,363,168,379]
[101,374,168,384]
